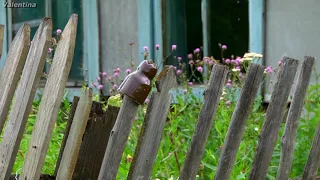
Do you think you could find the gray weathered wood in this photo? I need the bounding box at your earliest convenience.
[277,56,315,180]
[0,24,30,133]
[0,18,52,180]
[0,24,4,59]
[301,122,320,180]
[98,95,139,180]
[127,66,176,180]
[56,88,93,180]
[214,63,265,180]
[73,104,119,180]
[179,64,228,180]
[54,96,80,177]
[249,57,299,180]
[19,14,78,180]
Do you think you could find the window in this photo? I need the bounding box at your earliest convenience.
[163,0,249,83]
[10,0,84,86]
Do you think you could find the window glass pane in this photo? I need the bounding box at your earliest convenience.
[52,0,84,81]
[12,0,45,23]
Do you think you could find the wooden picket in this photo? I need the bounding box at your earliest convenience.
[0,18,52,180]
[277,56,315,180]
[0,24,30,133]
[0,14,319,180]
[214,63,265,180]
[179,64,228,180]
[19,14,78,180]
[56,88,93,180]
[0,24,4,59]
[128,66,176,180]
[249,57,299,180]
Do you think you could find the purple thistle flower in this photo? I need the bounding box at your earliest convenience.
[48,48,53,53]
[203,58,209,64]
[96,77,101,81]
[183,89,187,94]
[236,66,241,70]
[197,66,203,72]
[98,84,104,90]
[176,69,182,76]
[189,60,194,65]
[228,79,232,83]
[145,98,150,103]
[239,72,244,78]
[102,72,107,77]
[92,82,97,87]
[225,59,231,64]
[188,82,193,86]
[194,48,201,53]
[209,60,214,65]
[226,100,231,105]
[278,60,283,66]
[126,68,132,74]
[113,84,118,89]
[114,72,119,77]
[172,45,177,51]
[116,67,121,72]
[155,44,160,50]
[226,82,231,88]
[56,29,62,35]
[222,45,227,50]
[143,46,148,52]
[231,60,235,64]
[265,66,273,74]
[188,53,193,59]
[177,57,182,61]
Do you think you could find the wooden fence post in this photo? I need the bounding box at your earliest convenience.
[0,18,52,180]
[127,66,176,180]
[214,63,265,180]
[249,57,299,180]
[0,24,4,59]
[56,88,93,180]
[301,122,320,180]
[277,56,315,180]
[0,24,30,133]
[98,96,140,180]
[98,62,157,180]
[72,104,119,179]
[54,96,80,176]
[19,14,78,180]
[179,64,228,180]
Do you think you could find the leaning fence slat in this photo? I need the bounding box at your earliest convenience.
[0,18,52,180]
[0,24,4,59]
[54,96,80,176]
[249,57,299,180]
[73,104,119,180]
[179,64,228,180]
[0,24,30,133]
[56,88,93,180]
[98,61,157,180]
[98,96,139,180]
[127,66,176,180]
[301,122,320,180]
[277,56,315,180]
[214,63,265,180]
[19,14,78,180]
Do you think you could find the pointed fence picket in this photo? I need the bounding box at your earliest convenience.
[0,14,318,180]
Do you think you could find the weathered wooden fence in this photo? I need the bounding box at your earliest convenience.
[0,14,319,180]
